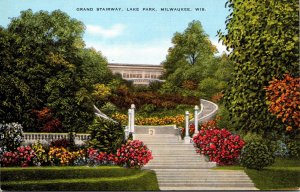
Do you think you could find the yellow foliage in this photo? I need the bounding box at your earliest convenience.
[92,84,111,100]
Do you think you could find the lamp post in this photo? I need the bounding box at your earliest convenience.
[194,105,199,135]
[184,111,190,144]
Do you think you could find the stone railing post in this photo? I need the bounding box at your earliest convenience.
[184,111,190,144]
[130,104,135,139]
[194,105,199,135]
[125,109,131,139]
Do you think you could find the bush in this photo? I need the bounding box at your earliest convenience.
[100,102,118,116]
[0,145,36,167]
[240,142,275,170]
[242,132,264,143]
[139,104,157,114]
[0,122,23,154]
[115,140,153,168]
[32,141,49,166]
[193,128,245,165]
[88,118,124,154]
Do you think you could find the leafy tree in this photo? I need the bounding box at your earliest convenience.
[218,0,299,133]
[161,21,233,98]
[0,10,111,132]
[162,20,216,79]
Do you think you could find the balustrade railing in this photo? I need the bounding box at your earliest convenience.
[23,132,91,145]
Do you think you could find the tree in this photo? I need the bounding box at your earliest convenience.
[162,20,216,78]
[0,10,111,132]
[218,0,299,133]
[161,20,217,96]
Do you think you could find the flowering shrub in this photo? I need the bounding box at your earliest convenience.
[31,141,48,166]
[115,140,153,168]
[193,128,245,165]
[48,147,85,166]
[265,74,300,131]
[0,145,36,167]
[0,122,23,154]
[86,148,115,166]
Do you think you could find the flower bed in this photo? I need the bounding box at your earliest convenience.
[0,140,153,168]
[112,113,193,126]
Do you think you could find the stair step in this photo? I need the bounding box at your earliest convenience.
[158,177,252,181]
[150,160,206,163]
[159,183,255,187]
[144,165,215,169]
[159,180,253,184]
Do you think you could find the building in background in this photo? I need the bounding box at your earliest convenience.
[108,63,165,85]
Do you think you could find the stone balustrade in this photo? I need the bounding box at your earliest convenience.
[22,132,91,145]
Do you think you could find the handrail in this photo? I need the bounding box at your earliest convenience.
[22,132,91,145]
[94,105,118,123]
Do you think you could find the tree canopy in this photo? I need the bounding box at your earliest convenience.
[161,20,233,99]
[218,0,299,133]
[0,10,111,132]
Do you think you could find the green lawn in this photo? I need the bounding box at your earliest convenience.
[1,166,159,191]
[215,158,300,190]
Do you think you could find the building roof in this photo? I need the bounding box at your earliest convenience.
[108,63,163,69]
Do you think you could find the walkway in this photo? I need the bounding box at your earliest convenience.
[135,99,257,190]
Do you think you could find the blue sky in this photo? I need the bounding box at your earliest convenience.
[0,0,229,64]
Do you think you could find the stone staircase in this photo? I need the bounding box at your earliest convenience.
[135,133,257,190]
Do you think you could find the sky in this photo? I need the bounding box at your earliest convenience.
[0,0,230,65]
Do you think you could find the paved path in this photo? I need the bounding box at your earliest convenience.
[198,99,219,123]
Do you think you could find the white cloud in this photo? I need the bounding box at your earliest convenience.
[85,40,172,64]
[211,39,231,56]
[86,24,125,38]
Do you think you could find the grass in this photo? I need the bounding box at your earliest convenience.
[214,158,300,190]
[1,166,159,191]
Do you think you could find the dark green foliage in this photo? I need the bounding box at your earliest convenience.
[1,166,159,191]
[0,10,112,132]
[240,142,275,170]
[218,0,299,133]
[216,104,239,132]
[88,118,124,153]
[100,102,118,116]
[110,85,198,111]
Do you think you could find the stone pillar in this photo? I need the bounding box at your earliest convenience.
[125,109,131,139]
[194,105,199,135]
[131,104,135,139]
[184,111,190,144]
